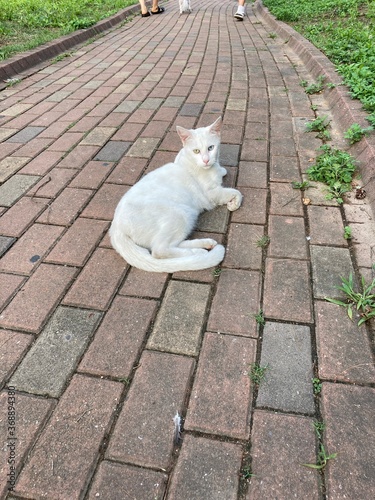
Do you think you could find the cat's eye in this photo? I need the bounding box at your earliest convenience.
[208,145,214,151]
[193,149,200,154]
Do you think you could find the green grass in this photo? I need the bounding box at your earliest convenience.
[263,0,375,118]
[0,0,137,60]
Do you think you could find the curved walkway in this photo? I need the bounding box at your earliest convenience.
[0,1,374,498]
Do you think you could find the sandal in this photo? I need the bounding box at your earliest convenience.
[141,11,151,17]
[151,6,165,14]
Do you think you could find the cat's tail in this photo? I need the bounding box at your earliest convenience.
[110,231,225,273]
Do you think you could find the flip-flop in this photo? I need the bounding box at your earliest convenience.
[141,11,151,17]
[151,6,165,14]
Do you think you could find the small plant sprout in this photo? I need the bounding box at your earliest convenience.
[268,32,277,39]
[325,273,375,326]
[312,378,322,395]
[301,75,326,95]
[241,465,255,480]
[249,363,269,385]
[254,310,265,326]
[256,235,270,248]
[313,420,325,439]
[212,267,222,277]
[292,180,310,190]
[305,116,331,141]
[303,443,337,470]
[344,123,373,144]
[343,226,352,240]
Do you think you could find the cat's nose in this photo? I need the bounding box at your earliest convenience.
[203,156,209,164]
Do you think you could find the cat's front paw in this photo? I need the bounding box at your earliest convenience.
[227,191,243,211]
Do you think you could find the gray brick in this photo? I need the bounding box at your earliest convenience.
[0,236,15,257]
[147,281,210,356]
[257,322,315,414]
[126,137,159,158]
[197,205,229,233]
[310,245,354,299]
[6,126,45,143]
[10,306,102,397]
[168,435,242,500]
[220,144,241,167]
[179,103,203,116]
[94,141,132,161]
[113,101,139,113]
[0,175,40,207]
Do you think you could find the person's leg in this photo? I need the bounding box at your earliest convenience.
[139,0,148,15]
[234,0,246,20]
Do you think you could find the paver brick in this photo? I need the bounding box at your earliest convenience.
[308,205,347,245]
[0,174,40,207]
[147,280,210,356]
[69,160,114,189]
[94,141,132,161]
[270,155,301,182]
[106,350,194,469]
[310,245,354,299]
[27,168,77,199]
[0,197,48,238]
[79,296,157,378]
[268,215,308,259]
[45,217,108,266]
[0,273,25,311]
[79,126,117,146]
[256,322,315,413]
[0,223,64,274]
[167,435,243,500]
[231,187,267,224]
[315,301,375,383]
[263,258,313,323]
[10,306,102,397]
[321,383,375,499]
[207,269,260,336]
[119,267,168,298]
[0,391,55,498]
[37,187,93,225]
[126,137,160,158]
[0,157,30,183]
[63,247,127,310]
[81,183,126,220]
[0,264,77,333]
[0,237,15,258]
[224,223,263,269]
[6,127,44,144]
[237,161,268,188]
[0,330,33,385]
[185,332,256,439]
[88,461,168,500]
[18,150,63,175]
[56,145,100,169]
[247,411,319,499]
[14,375,123,500]
[270,182,304,216]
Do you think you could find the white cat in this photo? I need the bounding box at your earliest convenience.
[110,117,243,273]
[179,0,192,14]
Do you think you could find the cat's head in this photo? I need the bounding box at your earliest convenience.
[176,117,222,169]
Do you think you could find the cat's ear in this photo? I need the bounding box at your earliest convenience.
[209,116,222,136]
[176,126,192,145]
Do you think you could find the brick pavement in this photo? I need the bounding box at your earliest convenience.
[0,1,374,499]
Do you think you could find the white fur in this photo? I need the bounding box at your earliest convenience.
[110,117,242,273]
[179,0,192,14]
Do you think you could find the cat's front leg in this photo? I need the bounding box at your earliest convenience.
[226,189,242,211]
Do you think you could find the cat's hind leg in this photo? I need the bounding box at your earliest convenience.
[178,238,218,250]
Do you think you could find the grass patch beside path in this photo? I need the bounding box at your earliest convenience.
[263,0,375,117]
[0,0,138,61]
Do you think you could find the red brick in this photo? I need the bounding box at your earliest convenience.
[106,351,194,469]
[231,187,267,224]
[56,145,99,169]
[112,122,143,141]
[63,247,127,310]
[0,224,64,274]
[224,223,263,269]
[12,137,53,158]
[207,269,261,336]
[14,375,123,500]
[316,301,375,383]
[237,161,268,188]
[0,273,25,310]
[307,205,347,245]
[88,461,168,500]
[0,330,33,385]
[37,187,93,225]
[270,182,304,216]
[321,383,375,499]
[168,435,243,500]
[27,168,77,199]
[79,296,157,378]
[18,150,63,175]
[268,215,308,259]
[0,391,55,498]
[185,332,256,439]
[0,264,77,333]
[247,411,319,499]
[106,157,147,185]
[0,197,48,237]
[47,131,84,152]
[45,217,108,266]
[81,183,127,220]
[119,267,168,298]
[69,161,114,189]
